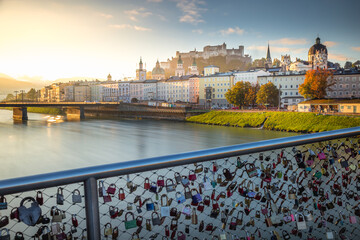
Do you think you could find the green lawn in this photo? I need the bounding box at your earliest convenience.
[187,111,360,132]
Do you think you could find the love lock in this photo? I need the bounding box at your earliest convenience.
[18,197,42,226]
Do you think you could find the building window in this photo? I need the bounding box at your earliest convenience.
[347,106,351,110]
[339,85,342,89]
[352,84,356,88]
[339,92,343,95]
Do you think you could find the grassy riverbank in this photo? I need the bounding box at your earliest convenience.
[186,111,360,133]
[0,107,63,115]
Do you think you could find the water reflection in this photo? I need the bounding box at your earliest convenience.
[0,110,298,180]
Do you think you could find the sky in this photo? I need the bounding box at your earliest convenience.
[0,0,359,81]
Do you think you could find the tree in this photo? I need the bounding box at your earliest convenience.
[299,69,335,99]
[273,58,281,67]
[246,84,260,107]
[251,58,266,68]
[131,98,138,103]
[5,93,15,101]
[26,88,37,101]
[225,81,253,108]
[256,82,279,107]
[344,61,353,69]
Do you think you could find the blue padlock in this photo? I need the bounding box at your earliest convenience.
[0,196,7,210]
[191,189,202,204]
[146,199,155,211]
[176,192,186,204]
[149,182,157,193]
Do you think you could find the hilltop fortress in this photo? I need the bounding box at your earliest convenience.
[159,43,252,76]
[174,43,251,63]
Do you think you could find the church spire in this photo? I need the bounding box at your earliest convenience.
[266,43,271,61]
[265,43,272,69]
[139,57,143,70]
[178,55,183,64]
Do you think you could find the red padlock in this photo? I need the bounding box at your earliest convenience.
[72,214,78,227]
[144,178,150,190]
[213,163,218,172]
[205,223,213,231]
[203,196,210,206]
[10,208,19,221]
[211,190,215,200]
[118,188,125,200]
[157,176,165,187]
[107,184,116,195]
[189,170,197,181]
[197,202,204,212]
[227,189,232,198]
[136,216,143,226]
[165,225,170,237]
[212,199,219,210]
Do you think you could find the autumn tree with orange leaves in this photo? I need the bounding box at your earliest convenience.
[299,69,335,99]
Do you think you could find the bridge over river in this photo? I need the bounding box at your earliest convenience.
[0,102,203,121]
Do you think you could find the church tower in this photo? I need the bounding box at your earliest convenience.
[175,55,185,77]
[188,58,199,75]
[107,74,112,81]
[136,57,147,81]
[265,43,272,69]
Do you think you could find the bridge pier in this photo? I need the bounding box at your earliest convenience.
[13,107,28,121]
[66,107,85,121]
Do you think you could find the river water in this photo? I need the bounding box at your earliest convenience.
[0,110,298,180]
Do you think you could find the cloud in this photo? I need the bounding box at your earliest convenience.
[109,24,151,31]
[328,53,349,62]
[351,47,360,52]
[98,13,113,19]
[323,41,337,47]
[249,45,291,53]
[269,38,308,45]
[192,29,203,34]
[176,0,206,25]
[124,8,152,22]
[220,27,244,36]
[147,0,163,2]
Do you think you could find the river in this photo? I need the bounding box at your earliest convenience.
[0,110,298,180]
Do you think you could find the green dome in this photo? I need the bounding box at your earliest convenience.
[152,67,165,75]
[152,60,165,75]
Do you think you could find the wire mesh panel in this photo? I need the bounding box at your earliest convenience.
[0,183,87,239]
[98,136,360,240]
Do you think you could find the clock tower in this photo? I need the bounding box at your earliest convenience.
[136,57,147,81]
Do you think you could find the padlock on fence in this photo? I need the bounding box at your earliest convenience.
[72,189,82,203]
[18,197,42,226]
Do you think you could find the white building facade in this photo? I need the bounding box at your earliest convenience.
[234,70,270,85]
[258,72,305,108]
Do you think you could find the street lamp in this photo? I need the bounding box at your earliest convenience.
[20,90,25,102]
[14,91,18,102]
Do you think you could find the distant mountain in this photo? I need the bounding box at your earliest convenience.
[53,77,106,83]
[0,73,42,94]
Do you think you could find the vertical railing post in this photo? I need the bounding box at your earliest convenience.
[84,177,101,240]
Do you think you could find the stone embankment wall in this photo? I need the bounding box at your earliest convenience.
[84,103,203,120]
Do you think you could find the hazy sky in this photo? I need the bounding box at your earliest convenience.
[0,0,359,81]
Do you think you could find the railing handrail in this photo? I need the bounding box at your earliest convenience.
[1,127,359,195]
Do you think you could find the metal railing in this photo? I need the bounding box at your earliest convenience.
[0,127,360,239]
